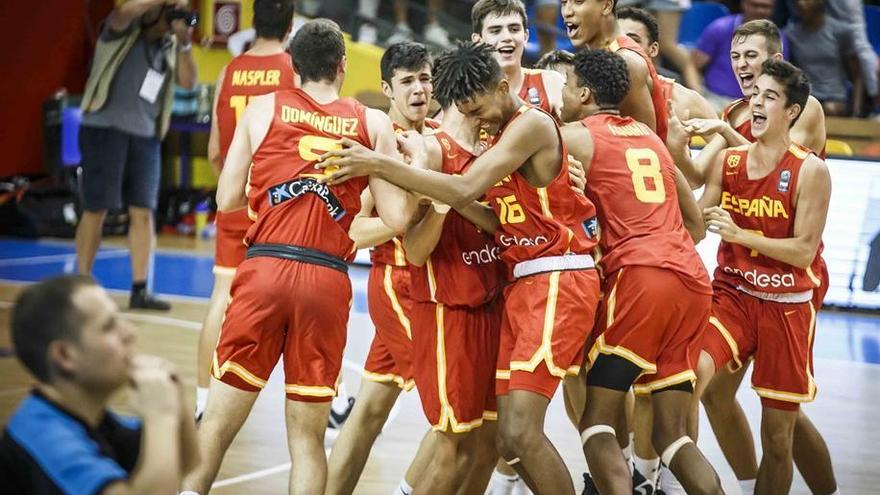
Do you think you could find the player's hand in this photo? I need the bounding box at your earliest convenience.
[129,355,180,419]
[683,118,729,138]
[666,100,691,154]
[396,131,426,164]
[567,154,586,193]
[704,206,742,243]
[316,138,380,184]
[432,201,451,215]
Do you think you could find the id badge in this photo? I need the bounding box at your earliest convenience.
[139,68,165,104]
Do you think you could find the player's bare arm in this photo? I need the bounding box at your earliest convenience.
[617,50,656,132]
[402,136,448,265]
[674,168,705,243]
[683,118,750,148]
[364,108,419,232]
[704,154,830,268]
[207,66,227,175]
[560,123,595,193]
[791,95,826,153]
[216,93,273,211]
[696,143,727,211]
[349,190,399,249]
[318,109,557,210]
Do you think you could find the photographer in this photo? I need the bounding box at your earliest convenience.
[75,0,198,310]
[0,275,199,494]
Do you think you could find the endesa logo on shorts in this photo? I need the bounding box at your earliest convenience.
[461,243,501,265]
[722,265,795,288]
[267,177,346,220]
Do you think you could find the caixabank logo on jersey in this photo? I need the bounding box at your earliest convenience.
[267,177,345,220]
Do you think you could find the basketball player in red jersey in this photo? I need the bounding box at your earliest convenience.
[318,42,601,495]
[180,20,414,495]
[695,59,832,495]
[325,41,437,495]
[195,0,296,421]
[387,96,505,494]
[561,0,668,141]
[471,0,565,118]
[669,24,838,495]
[558,49,722,495]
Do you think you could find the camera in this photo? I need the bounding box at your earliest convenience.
[165,8,199,27]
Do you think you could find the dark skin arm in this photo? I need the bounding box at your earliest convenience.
[618,49,657,132]
[316,109,561,211]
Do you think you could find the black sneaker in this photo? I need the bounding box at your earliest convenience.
[582,473,600,495]
[632,468,655,495]
[129,291,171,311]
[327,396,355,429]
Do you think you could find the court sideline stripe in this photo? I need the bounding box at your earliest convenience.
[0,250,129,267]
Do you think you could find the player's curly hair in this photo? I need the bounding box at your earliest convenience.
[535,49,574,71]
[617,7,660,44]
[432,41,502,108]
[761,59,811,126]
[381,42,432,84]
[572,49,630,107]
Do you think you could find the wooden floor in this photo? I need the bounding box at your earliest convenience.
[1,238,879,494]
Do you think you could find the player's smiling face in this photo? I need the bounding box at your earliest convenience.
[385,64,433,123]
[562,0,610,49]
[456,87,507,135]
[618,18,658,57]
[749,74,797,138]
[560,64,585,123]
[730,34,774,96]
[475,12,528,71]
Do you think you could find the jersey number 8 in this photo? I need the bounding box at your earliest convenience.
[625,148,666,204]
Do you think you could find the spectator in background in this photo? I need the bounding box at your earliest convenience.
[616,0,703,92]
[533,0,561,56]
[786,0,863,116]
[358,0,453,47]
[75,0,198,311]
[0,275,199,494]
[692,0,778,111]
[775,0,878,115]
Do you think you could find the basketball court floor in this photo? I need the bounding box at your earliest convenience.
[0,236,878,494]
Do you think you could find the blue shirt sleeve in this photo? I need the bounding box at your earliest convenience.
[7,400,129,495]
[695,18,724,58]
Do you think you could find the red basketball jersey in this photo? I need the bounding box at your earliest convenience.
[217,53,296,161]
[518,69,552,114]
[722,97,827,159]
[409,131,505,307]
[582,114,710,288]
[714,143,825,293]
[485,107,598,273]
[611,35,669,143]
[245,89,371,260]
[370,119,443,266]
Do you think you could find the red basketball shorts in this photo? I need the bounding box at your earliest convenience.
[701,281,818,410]
[586,266,711,394]
[363,263,414,390]
[496,269,600,399]
[213,257,351,402]
[411,300,501,432]
[213,208,251,272]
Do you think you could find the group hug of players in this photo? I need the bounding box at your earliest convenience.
[178,0,839,494]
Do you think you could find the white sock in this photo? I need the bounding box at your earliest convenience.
[659,464,686,495]
[634,455,660,485]
[393,479,413,495]
[622,441,634,475]
[179,492,201,495]
[738,478,756,495]
[195,387,208,416]
[359,0,379,17]
[489,469,519,495]
[511,478,533,495]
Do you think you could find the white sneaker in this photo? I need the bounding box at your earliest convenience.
[358,24,378,45]
[386,24,414,46]
[424,22,452,48]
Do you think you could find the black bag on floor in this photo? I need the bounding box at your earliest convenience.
[0,177,79,238]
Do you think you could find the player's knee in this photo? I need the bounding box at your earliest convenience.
[699,379,732,411]
[761,427,795,460]
[497,415,535,457]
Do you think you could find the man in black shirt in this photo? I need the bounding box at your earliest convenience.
[0,275,198,494]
